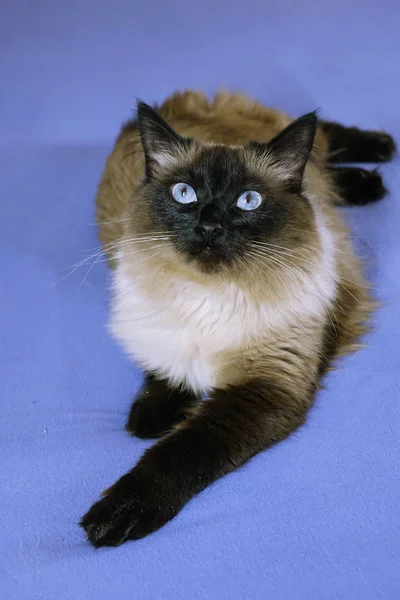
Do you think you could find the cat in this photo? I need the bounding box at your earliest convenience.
[80,91,396,547]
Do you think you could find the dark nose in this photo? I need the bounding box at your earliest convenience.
[195,223,223,245]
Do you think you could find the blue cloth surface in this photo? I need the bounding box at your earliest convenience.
[1,1,399,599]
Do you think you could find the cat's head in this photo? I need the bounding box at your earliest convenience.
[134,101,320,276]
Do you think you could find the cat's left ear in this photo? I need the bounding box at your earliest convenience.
[248,111,318,192]
[137,102,191,178]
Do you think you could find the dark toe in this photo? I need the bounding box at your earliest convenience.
[80,507,136,547]
[372,132,397,162]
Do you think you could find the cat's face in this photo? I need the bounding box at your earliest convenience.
[137,102,318,274]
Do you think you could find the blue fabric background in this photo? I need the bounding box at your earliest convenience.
[1,1,399,598]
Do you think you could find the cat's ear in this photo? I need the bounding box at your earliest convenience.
[137,102,189,178]
[248,112,318,192]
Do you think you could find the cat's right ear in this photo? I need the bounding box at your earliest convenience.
[137,102,189,178]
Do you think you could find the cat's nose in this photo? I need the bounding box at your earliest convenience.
[195,224,223,245]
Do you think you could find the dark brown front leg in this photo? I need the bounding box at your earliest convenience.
[126,373,199,438]
[80,379,312,547]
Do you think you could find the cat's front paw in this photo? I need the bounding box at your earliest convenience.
[80,472,179,547]
[126,377,196,439]
[126,392,173,439]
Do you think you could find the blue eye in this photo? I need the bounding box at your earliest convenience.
[171,183,197,204]
[236,190,262,211]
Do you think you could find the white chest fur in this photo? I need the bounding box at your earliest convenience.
[109,239,336,395]
[110,264,260,393]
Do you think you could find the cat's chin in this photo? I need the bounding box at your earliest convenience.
[186,248,230,275]
[194,261,223,275]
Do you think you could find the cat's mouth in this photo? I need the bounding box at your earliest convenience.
[184,242,233,273]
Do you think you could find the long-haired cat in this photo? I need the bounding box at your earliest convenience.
[80,91,395,547]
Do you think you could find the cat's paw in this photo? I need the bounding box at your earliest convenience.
[351,169,388,205]
[126,392,173,439]
[367,131,396,162]
[80,472,179,547]
[126,378,196,439]
[359,169,388,204]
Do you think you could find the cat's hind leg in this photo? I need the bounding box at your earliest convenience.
[321,121,396,163]
[329,166,388,206]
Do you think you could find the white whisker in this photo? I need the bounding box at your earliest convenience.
[89,217,132,226]
[76,252,105,291]
[52,236,171,288]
